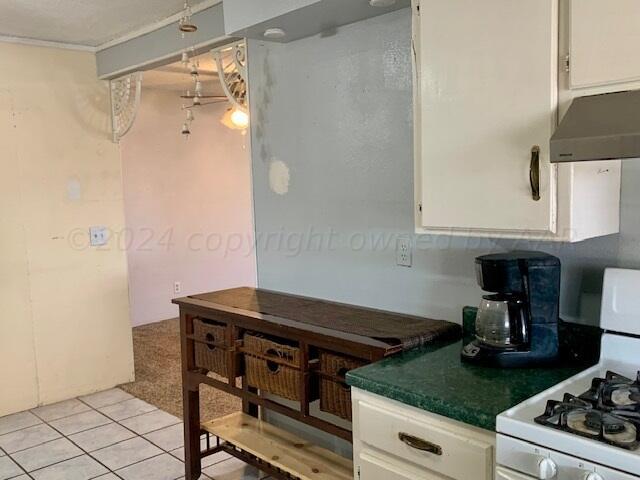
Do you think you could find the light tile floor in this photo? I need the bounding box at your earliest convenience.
[0,389,268,480]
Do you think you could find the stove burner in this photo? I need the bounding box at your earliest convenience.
[584,411,627,434]
[535,371,640,450]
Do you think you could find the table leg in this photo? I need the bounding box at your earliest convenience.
[180,311,202,480]
[242,383,259,418]
[183,388,201,480]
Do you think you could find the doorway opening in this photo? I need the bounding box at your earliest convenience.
[117,47,256,423]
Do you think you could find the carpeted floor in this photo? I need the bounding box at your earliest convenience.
[119,318,241,421]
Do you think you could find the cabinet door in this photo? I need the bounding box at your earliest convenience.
[417,0,558,233]
[569,0,640,88]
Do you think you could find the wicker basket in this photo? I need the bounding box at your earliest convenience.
[243,333,301,401]
[193,318,228,377]
[319,352,365,420]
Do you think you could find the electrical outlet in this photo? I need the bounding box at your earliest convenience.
[396,238,412,267]
[89,226,108,246]
[174,281,182,295]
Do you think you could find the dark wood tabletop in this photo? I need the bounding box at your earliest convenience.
[174,287,461,359]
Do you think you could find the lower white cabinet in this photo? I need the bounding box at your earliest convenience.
[352,389,496,480]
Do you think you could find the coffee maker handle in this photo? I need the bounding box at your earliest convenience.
[530,146,541,202]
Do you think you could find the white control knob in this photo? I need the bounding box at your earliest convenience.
[584,473,604,480]
[538,458,558,479]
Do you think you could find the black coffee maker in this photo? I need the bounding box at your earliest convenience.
[461,251,560,367]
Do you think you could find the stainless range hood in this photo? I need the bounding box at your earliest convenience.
[551,89,640,163]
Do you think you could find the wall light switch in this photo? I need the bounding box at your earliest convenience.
[89,226,108,246]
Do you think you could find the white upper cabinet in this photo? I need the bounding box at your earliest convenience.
[416,0,558,235]
[569,0,640,89]
[413,0,623,242]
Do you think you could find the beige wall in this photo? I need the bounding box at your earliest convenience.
[121,88,256,326]
[0,42,134,416]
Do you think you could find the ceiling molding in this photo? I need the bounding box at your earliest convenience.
[0,34,95,52]
[96,0,223,52]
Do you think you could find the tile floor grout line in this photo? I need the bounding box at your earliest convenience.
[112,451,166,475]
[0,423,50,446]
[75,433,144,456]
[89,410,175,453]
[99,407,159,424]
[0,419,44,438]
[4,471,29,480]
[4,435,63,456]
[29,402,94,424]
[76,393,158,424]
[35,409,126,477]
[75,390,135,411]
[23,452,86,476]
[1,456,28,480]
[85,464,126,480]
[47,416,114,438]
[55,422,115,439]
[2,390,250,480]
[126,419,182,436]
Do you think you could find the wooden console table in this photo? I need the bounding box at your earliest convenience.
[174,287,459,480]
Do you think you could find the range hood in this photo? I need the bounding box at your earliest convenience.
[551,89,640,163]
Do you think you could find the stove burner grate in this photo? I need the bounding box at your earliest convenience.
[535,371,640,450]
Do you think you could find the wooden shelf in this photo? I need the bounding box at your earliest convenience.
[202,413,353,480]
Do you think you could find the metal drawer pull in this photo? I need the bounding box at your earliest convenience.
[530,145,541,201]
[398,432,443,455]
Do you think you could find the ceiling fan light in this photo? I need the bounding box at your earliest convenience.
[221,107,249,130]
[230,109,249,129]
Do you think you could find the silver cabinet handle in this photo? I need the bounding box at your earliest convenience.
[530,146,541,201]
[398,432,443,456]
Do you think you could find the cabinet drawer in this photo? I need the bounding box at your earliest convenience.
[357,401,493,480]
[358,451,447,480]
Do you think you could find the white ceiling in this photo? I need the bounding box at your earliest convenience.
[0,0,210,48]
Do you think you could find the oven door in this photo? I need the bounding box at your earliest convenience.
[496,466,535,480]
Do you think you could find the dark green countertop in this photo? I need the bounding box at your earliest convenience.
[346,340,585,431]
[346,308,600,431]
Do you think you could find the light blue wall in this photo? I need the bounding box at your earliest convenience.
[247,8,640,327]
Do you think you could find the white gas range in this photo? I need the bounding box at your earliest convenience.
[496,268,640,480]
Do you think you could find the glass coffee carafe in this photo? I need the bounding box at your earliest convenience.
[475,294,529,349]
